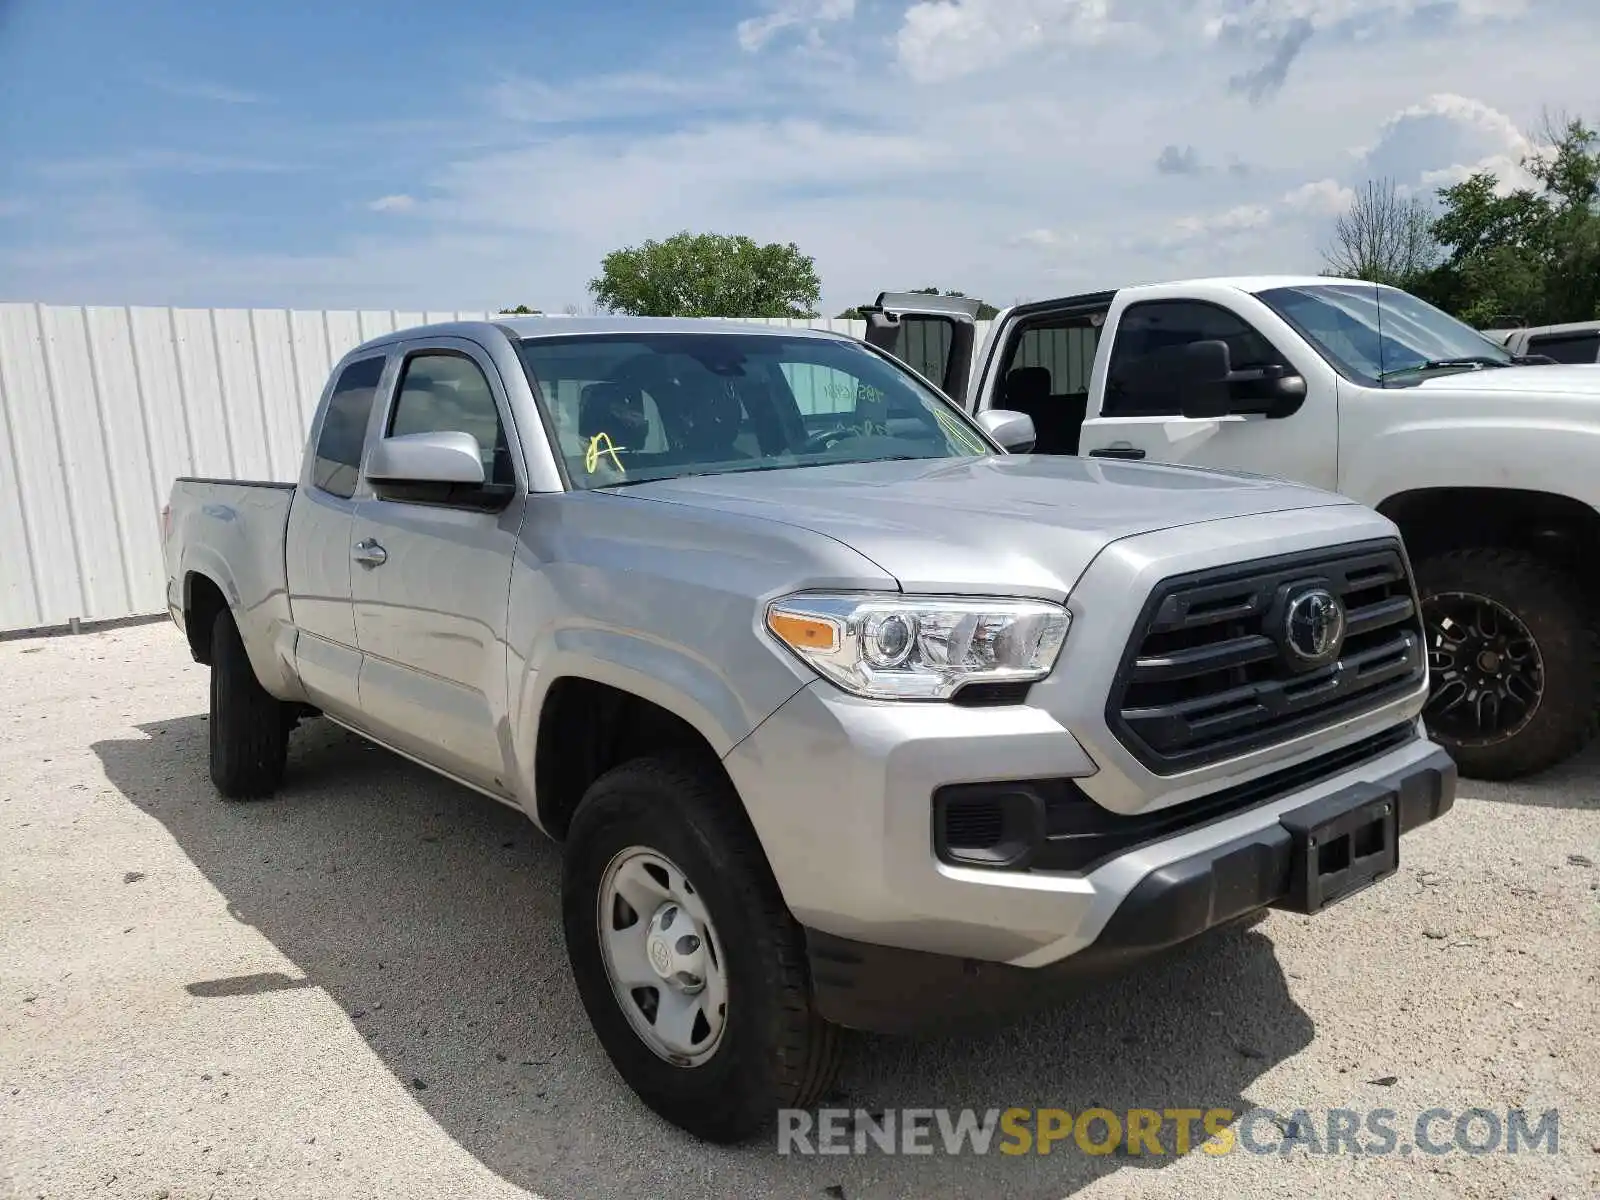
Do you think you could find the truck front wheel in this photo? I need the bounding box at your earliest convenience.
[208,609,290,798]
[1415,548,1598,780]
[561,755,843,1143]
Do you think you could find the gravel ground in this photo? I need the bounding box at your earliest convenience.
[2,622,1596,1200]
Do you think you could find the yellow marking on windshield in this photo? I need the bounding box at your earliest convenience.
[585,431,625,475]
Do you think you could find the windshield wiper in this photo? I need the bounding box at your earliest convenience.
[1378,356,1510,380]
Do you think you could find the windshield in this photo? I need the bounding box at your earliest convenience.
[517,331,993,489]
[1255,283,1513,385]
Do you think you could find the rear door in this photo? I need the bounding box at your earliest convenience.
[1077,297,1340,491]
[859,292,980,405]
[284,352,391,716]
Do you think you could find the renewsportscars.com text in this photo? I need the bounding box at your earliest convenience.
[776,1106,1560,1158]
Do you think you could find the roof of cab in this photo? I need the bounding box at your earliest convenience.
[344,314,854,357]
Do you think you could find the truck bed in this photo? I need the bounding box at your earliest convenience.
[163,478,298,670]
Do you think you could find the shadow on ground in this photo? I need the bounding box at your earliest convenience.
[1454,732,1600,808]
[95,715,1316,1200]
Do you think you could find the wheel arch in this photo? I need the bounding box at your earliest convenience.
[1377,487,1600,584]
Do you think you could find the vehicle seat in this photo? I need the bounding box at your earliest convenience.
[580,382,649,449]
[1002,366,1087,455]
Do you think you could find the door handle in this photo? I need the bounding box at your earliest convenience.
[353,538,387,568]
[1089,445,1146,460]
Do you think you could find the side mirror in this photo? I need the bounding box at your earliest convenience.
[367,431,486,485]
[976,408,1037,453]
[1123,340,1304,419]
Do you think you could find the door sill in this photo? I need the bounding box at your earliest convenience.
[322,714,525,813]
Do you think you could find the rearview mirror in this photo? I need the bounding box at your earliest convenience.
[976,409,1037,453]
[367,431,486,485]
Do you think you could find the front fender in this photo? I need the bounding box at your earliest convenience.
[1341,413,1600,511]
[508,623,806,832]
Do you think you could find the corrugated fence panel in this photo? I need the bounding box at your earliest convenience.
[83,306,165,618]
[1,305,1000,633]
[39,304,130,621]
[288,311,334,431]
[0,304,60,628]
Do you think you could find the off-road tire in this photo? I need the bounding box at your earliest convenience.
[562,755,843,1143]
[1415,547,1599,780]
[208,609,289,798]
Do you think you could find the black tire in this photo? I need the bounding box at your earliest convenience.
[1415,547,1599,780]
[208,609,289,799]
[562,755,843,1143]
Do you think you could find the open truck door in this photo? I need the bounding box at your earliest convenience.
[858,292,980,407]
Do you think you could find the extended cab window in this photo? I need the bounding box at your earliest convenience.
[1106,301,1286,417]
[388,353,515,486]
[312,356,386,499]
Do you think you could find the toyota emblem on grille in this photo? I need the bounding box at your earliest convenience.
[1284,587,1345,665]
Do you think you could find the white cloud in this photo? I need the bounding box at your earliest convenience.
[1354,92,1541,194]
[1282,178,1356,215]
[144,72,265,105]
[738,0,856,51]
[368,194,418,213]
[897,0,1125,82]
[5,0,1597,314]
[1173,204,1274,239]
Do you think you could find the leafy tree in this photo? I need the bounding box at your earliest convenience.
[1320,179,1441,288]
[1423,116,1600,326]
[836,287,1000,320]
[499,304,542,314]
[589,231,821,318]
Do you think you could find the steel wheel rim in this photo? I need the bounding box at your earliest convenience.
[1421,590,1544,746]
[596,846,728,1067]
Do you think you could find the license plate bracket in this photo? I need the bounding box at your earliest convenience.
[1276,781,1399,914]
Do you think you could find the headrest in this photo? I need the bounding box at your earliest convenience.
[1005,366,1052,403]
[579,381,646,443]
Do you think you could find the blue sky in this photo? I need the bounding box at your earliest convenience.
[1,0,1596,314]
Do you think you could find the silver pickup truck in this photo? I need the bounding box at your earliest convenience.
[162,315,1456,1143]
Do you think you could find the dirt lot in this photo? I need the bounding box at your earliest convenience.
[2,622,1596,1200]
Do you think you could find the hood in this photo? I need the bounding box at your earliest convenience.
[610,454,1355,596]
[1416,363,1600,396]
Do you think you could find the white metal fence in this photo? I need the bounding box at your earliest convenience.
[0,304,1001,634]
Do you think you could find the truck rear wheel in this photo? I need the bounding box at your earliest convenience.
[1415,547,1598,780]
[208,609,289,799]
[561,755,842,1143]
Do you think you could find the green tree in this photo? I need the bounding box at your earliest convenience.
[1424,116,1600,326]
[588,231,821,318]
[836,287,1000,321]
[499,304,542,314]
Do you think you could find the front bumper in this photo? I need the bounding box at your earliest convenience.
[805,743,1455,1035]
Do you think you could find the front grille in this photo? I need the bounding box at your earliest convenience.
[1108,540,1425,773]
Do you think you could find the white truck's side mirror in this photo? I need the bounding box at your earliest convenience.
[366,431,486,485]
[977,409,1037,453]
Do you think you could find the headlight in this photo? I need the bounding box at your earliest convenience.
[764,593,1070,700]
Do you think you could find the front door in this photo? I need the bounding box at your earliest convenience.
[349,340,524,795]
[1078,298,1339,491]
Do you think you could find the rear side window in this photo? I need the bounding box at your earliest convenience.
[1527,331,1600,364]
[312,356,386,498]
[1105,301,1286,417]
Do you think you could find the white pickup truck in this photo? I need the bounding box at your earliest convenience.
[867,278,1600,781]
